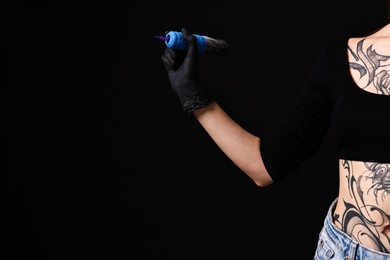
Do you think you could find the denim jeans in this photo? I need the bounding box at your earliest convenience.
[314,198,390,260]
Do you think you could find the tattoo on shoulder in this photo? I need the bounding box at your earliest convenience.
[348,38,390,95]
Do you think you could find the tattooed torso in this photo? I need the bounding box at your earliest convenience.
[334,160,390,253]
[332,36,390,253]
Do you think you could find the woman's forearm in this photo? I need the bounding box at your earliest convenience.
[193,102,273,187]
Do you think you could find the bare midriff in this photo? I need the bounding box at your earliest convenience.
[333,159,390,253]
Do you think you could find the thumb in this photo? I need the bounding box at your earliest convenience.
[181,27,198,64]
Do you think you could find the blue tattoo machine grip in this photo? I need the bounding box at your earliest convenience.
[155,31,228,55]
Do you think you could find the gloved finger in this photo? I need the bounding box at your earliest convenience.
[163,48,176,66]
[181,27,197,69]
[182,27,196,47]
[165,47,177,59]
[161,52,175,71]
[166,47,187,68]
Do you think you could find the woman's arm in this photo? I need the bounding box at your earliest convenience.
[194,102,273,187]
[161,28,272,186]
[161,28,334,186]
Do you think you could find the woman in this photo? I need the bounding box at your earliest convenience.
[160,21,390,259]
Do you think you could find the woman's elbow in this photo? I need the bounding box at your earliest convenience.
[247,167,274,187]
[253,159,274,187]
[254,175,273,187]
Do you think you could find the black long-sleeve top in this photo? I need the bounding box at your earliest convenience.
[259,38,390,183]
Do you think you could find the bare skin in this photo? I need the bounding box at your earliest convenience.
[334,160,390,253]
[332,23,390,253]
[194,102,273,187]
[193,22,390,253]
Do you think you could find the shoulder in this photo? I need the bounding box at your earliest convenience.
[347,36,390,58]
[348,22,390,55]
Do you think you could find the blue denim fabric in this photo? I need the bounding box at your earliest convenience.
[314,198,390,260]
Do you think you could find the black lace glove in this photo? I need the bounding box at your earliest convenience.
[161,27,215,116]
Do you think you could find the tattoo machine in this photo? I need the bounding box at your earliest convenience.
[154,31,228,55]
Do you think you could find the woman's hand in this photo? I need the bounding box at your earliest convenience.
[161,27,214,116]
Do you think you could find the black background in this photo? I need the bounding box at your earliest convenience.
[5,1,388,259]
